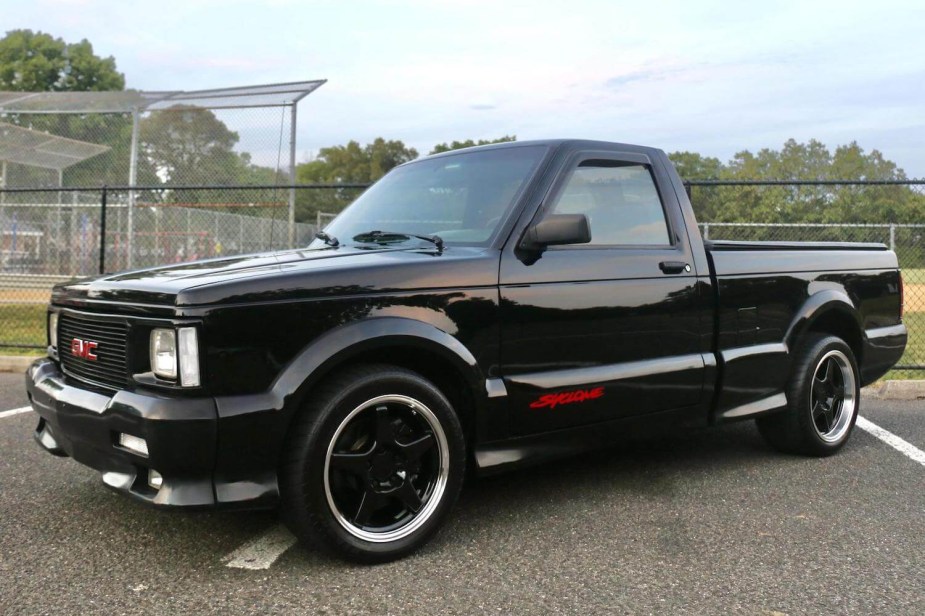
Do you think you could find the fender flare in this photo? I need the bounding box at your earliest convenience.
[217,317,487,424]
[784,289,863,352]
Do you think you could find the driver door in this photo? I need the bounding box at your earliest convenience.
[499,152,709,435]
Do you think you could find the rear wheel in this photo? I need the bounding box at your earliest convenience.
[281,364,465,562]
[756,334,860,456]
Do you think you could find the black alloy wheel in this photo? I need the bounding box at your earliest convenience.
[281,364,465,562]
[324,394,449,542]
[809,349,856,443]
[757,333,860,456]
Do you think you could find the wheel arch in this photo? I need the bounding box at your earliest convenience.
[785,290,864,365]
[274,317,486,448]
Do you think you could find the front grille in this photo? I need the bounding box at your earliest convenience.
[58,312,129,390]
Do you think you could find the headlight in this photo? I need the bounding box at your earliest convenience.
[48,313,59,350]
[150,329,177,379]
[150,327,200,386]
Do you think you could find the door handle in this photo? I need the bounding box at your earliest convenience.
[659,261,691,274]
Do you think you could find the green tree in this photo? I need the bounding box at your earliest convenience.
[0,30,128,187]
[429,135,516,155]
[300,138,419,183]
[670,139,924,225]
[0,29,124,91]
[720,139,922,224]
[140,105,241,185]
[667,151,723,180]
[668,151,726,221]
[136,106,290,216]
[295,138,418,222]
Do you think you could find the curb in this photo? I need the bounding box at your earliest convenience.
[861,380,925,401]
[0,355,922,400]
[0,356,40,373]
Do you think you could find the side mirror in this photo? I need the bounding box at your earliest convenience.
[523,214,591,248]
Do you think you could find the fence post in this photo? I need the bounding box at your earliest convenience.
[889,223,896,252]
[703,223,710,240]
[288,104,298,249]
[127,107,140,269]
[683,181,692,201]
[99,186,108,274]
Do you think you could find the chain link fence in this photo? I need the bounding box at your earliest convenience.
[697,222,923,376]
[687,180,925,378]
[0,184,357,350]
[0,180,921,380]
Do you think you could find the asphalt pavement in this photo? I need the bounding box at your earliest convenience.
[1,371,922,615]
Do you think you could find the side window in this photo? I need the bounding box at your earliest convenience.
[549,161,670,246]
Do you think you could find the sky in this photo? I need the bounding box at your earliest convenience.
[4,0,925,176]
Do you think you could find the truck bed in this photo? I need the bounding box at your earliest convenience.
[703,237,904,421]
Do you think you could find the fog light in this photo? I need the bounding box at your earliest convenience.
[119,433,149,457]
[148,469,163,490]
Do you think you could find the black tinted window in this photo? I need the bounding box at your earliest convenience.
[549,162,670,246]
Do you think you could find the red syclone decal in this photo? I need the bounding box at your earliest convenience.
[529,386,604,409]
[70,338,98,361]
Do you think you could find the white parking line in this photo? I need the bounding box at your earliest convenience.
[223,524,297,570]
[857,416,925,467]
[0,406,32,420]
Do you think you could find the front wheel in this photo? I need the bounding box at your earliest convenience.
[280,365,465,563]
[757,334,860,456]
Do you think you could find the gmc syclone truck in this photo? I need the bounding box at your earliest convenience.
[27,140,907,561]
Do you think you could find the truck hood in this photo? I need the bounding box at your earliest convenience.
[51,246,499,308]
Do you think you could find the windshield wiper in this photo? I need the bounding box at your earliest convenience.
[314,231,340,247]
[353,230,444,252]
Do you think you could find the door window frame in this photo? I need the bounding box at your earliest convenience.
[527,150,682,251]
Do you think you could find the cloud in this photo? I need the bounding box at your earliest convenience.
[605,68,681,88]
[10,0,925,176]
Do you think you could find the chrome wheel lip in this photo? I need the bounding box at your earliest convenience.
[323,394,450,543]
[809,349,857,443]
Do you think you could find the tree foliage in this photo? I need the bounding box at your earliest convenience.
[299,138,419,184]
[0,29,129,187]
[669,139,925,224]
[666,151,723,181]
[137,105,289,208]
[429,135,516,155]
[295,138,419,222]
[140,106,242,185]
[0,30,274,192]
[0,29,124,91]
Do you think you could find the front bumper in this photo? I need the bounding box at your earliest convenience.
[26,358,276,509]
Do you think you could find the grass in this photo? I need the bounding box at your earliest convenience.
[903,268,925,284]
[0,304,47,354]
[886,311,925,380]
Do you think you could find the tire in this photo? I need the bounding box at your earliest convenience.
[280,364,465,563]
[756,334,860,457]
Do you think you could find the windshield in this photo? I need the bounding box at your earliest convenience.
[312,145,547,248]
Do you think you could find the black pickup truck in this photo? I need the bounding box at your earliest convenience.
[27,140,907,562]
